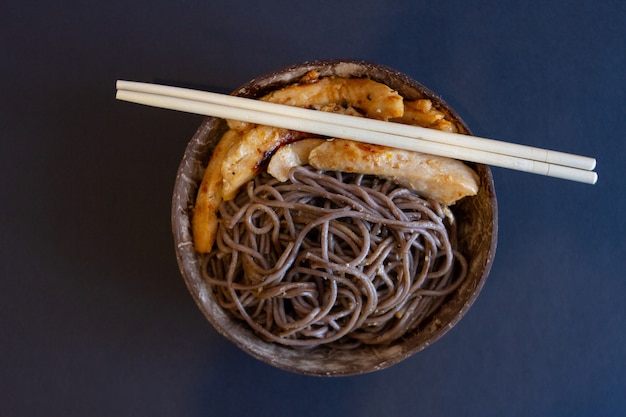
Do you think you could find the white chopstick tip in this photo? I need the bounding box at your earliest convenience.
[544,163,598,185]
[581,170,599,185]
[116,79,136,87]
[115,89,135,103]
[589,158,597,171]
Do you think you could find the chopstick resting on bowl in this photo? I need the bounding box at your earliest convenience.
[115,80,598,184]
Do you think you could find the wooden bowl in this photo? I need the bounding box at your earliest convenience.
[172,59,498,376]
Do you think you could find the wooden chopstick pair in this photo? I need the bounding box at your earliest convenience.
[115,80,598,184]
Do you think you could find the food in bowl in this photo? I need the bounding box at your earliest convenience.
[172,60,497,375]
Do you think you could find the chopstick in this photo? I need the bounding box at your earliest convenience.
[116,80,598,184]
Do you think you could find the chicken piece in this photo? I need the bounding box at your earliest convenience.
[267,138,326,181]
[313,103,363,117]
[391,99,458,133]
[225,118,252,131]
[220,125,308,200]
[193,73,474,253]
[261,76,405,120]
[221,103,364,198]
[192,129,242,253]
[308,139,479,205]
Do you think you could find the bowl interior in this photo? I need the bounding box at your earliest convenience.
[172,60,498,376]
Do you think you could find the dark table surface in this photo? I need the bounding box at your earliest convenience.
[2,0,625,415]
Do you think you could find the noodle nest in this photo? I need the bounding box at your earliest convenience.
[201,165,468,349]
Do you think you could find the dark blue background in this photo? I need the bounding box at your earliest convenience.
[1,0,624,415]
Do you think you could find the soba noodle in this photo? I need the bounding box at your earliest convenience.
[201,165,468,349]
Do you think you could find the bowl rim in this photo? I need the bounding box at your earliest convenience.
[172,59,498,376]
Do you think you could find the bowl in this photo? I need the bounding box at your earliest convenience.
[172,59,498,376]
